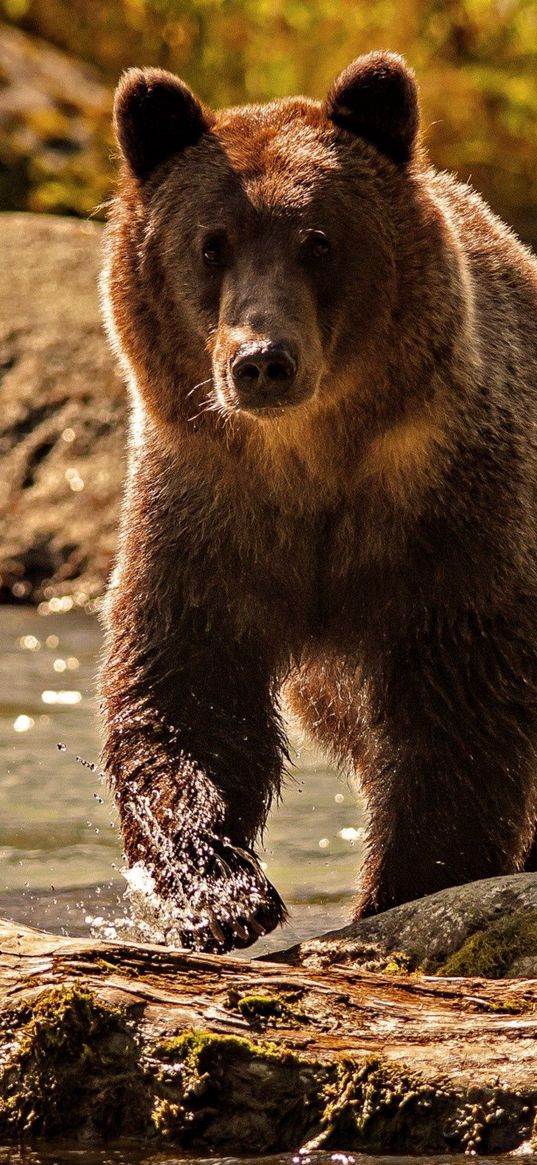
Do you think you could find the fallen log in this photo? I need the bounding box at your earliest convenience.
[0,919,535,1155]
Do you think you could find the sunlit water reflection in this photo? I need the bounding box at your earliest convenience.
[2,606,366,953]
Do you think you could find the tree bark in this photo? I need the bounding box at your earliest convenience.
[0,918,535,1155]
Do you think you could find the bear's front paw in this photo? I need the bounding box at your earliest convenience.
[127,826,287,953]
[121,784,287,952]
[178,837,287,953]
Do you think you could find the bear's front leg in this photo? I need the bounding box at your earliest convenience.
[101,597,287,951]
[355,609,537,917]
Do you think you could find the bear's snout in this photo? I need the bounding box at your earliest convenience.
[229,341,299,410]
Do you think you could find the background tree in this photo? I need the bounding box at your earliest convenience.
[1,0,536,245]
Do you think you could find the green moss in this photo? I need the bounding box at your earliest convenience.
[436,911,537,978]
[0,985,147,1137]
[95,958,121,974]
[152,1028,323,1152]
[156,1028,302,1073]
[378,950,415,976]
[226,986,307,1026]
[237,993,283,1021]
[152,1096,184,1137]
[481,998,527,1014]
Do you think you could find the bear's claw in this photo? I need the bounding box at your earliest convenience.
[177,839,287,953]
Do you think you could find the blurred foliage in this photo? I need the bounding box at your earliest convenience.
[1,0,537,243]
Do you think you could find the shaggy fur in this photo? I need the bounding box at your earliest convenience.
[101,52,537,951]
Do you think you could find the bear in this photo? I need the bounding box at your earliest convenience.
[101,51,537,953]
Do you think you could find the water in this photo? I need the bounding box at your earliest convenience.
[0,1149,533,1165]
[1,605,365,953]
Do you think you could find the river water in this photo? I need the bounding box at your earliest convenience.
[0,1150,534,1165]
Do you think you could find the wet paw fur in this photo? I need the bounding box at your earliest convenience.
[179,838,287,952]
[125,824,287,953]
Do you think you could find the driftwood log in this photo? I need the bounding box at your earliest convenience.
[0,918,535,1156]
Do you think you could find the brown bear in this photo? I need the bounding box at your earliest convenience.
[101,51,537,952]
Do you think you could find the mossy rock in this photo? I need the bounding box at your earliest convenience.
[436,910,537,978]
[306,1056,531,1155]
[152,1030,323,1152]
[0,986,148,1137]
[281,873,537,978]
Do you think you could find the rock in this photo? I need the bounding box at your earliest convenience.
[270,873,537,977]
[0,211,125,607]
[510,955,537,977]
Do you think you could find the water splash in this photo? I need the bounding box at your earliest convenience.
[92,772,286,952]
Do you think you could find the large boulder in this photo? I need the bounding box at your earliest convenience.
[0,211,125,607]
[272,872,537,978]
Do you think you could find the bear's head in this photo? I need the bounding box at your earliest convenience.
[104,53,434,432]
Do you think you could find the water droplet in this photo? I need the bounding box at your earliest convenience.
[338,826,365,842]
[13,714,34,733]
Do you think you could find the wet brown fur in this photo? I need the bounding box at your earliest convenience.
[101,54,537,950]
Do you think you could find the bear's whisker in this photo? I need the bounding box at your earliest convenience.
[185,377,214,401]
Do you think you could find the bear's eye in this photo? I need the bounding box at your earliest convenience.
[201,232,230,269]
[300,230,332,262]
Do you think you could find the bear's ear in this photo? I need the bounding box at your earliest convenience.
[325,51,419,165]
[114,68,214,181]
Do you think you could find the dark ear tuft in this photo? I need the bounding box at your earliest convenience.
[325,51,419,164]
[114,68,213,180]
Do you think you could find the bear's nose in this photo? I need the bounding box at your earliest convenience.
[230,342,298,401]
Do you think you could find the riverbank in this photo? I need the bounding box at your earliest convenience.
[1,212,125,607]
